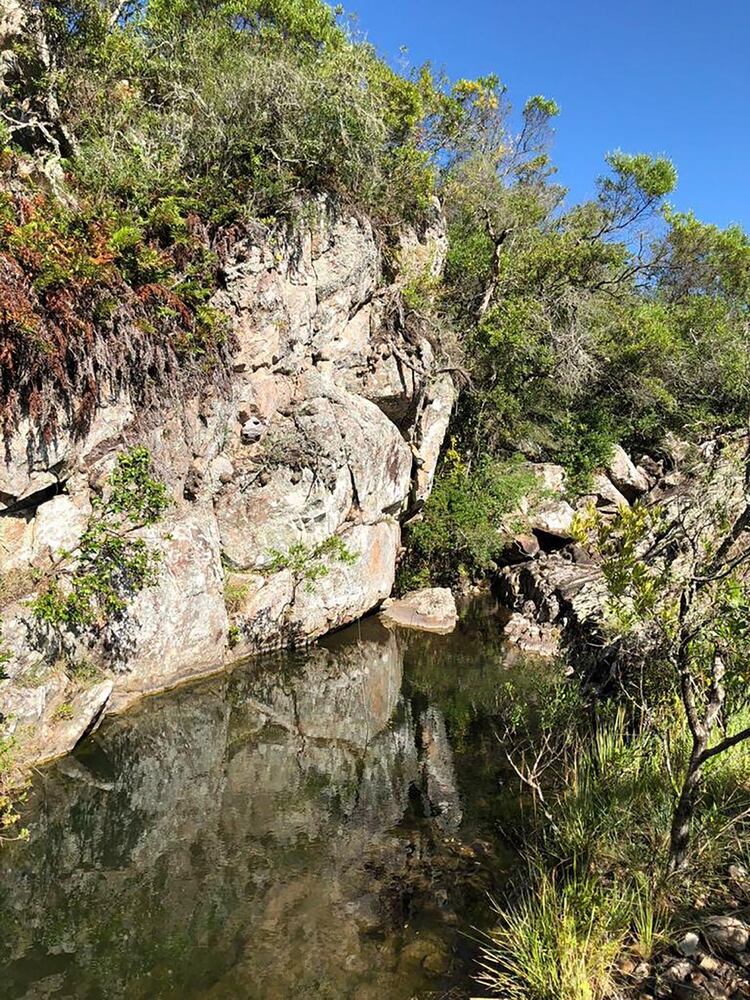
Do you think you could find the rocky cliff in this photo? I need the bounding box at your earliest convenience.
[0,202,454,761]
[496,434,750,665]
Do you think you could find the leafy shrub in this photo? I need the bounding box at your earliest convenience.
[266,535,357,592]
[401,452,537,587]
[32,447,170,632]
[441,94,749,485]
[553,412,618,495]
[40,0,452,229]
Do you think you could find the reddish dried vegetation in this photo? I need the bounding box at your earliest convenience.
[0,187,235,450]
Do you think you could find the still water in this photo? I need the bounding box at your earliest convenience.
[0,598,553,999]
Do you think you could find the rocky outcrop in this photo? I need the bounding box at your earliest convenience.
[497,436,749,663]
[530,498,577,540]
[0,203,454,761]
[495,458,623,654]
[498,551,607,653]
[605,444,650,501]
[502,611,562,658]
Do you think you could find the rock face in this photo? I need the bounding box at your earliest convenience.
[498,436,749,663]
[605,444,650,501]
[0,203,454,761]
[531,499,577,539]
[379,587,458,634]
[41,680,114,759]
[498,554,607,653]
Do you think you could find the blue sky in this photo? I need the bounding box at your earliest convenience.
[348,0,750,230]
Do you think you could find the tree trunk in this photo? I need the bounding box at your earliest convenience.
[668,743,704,870]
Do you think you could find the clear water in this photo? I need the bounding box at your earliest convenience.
[0,597,553,1000]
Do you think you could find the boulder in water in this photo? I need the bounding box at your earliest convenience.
[379,587,458,634]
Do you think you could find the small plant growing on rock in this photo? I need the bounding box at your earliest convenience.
[223,575,251,647]
[257,535,358,641]
[31,447,170,635]
[66,658,104,686]
[0,627,10,681]
[266,536,357,595]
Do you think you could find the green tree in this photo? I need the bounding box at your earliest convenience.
[575,436,750,869]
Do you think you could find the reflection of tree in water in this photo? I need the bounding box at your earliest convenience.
[401,593,564,844]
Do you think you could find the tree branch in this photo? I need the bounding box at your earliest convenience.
[700,725,750,764]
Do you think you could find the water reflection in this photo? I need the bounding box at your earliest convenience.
[0,599,544,1000]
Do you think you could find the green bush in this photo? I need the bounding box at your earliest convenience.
[266,535,357,592]
[440,99,749,482]
[401,454,537,587]
[42,0,452,228]
[32,447,170,633]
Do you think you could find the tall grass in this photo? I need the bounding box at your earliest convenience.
[477,864,629,1000]
[476,703,750,999]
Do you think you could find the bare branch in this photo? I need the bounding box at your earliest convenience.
[699,724,750,764]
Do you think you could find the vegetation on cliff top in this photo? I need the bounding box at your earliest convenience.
[0,0,467,436]
[3,1,747,471]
